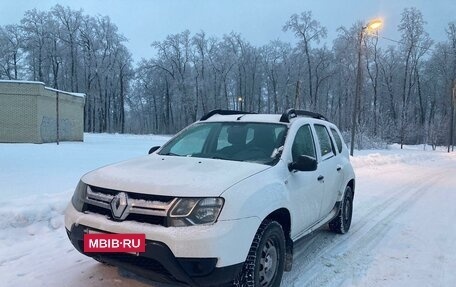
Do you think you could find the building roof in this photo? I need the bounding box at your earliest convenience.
[0,80,85,99]
[44,87,85,98]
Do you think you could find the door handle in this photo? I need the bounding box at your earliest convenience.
[337,166,342,171]
[317,175,324,182]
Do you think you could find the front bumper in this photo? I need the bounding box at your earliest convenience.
[67,224,242,286]
[64,203,260,286]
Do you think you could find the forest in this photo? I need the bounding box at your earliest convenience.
[0,5,455,148]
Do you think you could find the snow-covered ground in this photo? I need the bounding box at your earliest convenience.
[1,134,455,287]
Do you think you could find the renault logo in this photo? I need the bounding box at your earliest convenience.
[110,192,129,220]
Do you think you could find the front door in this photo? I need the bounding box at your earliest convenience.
[286,124,325,234]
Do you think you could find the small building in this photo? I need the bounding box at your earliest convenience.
[0,80,85,143]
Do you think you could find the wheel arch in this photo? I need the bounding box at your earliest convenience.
[263,208,293,272]
[347,178,355,195]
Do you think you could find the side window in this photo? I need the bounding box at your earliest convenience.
[291,125,316,161]
[330,128,343,153]
[314,125,335,158]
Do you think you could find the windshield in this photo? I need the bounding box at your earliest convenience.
[158,122,288,165]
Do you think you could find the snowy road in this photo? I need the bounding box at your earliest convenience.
[283,151,456,287]
[1,135,455,287]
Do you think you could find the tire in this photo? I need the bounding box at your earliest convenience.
[234,220,286,287]
[329,185,353,234]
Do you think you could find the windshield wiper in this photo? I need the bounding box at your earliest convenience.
[160,152,182,156]
[210,156,244,162]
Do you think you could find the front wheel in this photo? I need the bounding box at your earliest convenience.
[235,220,286,287]
[329,185,353,234]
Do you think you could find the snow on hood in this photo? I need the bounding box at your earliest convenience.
[81,154,270,197]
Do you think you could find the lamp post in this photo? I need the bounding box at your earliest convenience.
[350,19,383,156]
[238,96,243,110]
[450,81,456,152]
[453,82,456,151]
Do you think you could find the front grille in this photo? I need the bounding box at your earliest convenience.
[86,204,111,216]
[84,185,175,227]
[90,186,174,202]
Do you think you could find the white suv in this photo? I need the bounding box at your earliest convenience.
[65,109,355,287]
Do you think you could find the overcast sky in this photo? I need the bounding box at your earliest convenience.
[1,0,454,63]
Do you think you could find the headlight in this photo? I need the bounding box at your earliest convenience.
[168,198,224,227]
[71,181,87,211]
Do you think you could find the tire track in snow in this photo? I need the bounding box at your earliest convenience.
[292,167,443,261]
[282,167,448,287]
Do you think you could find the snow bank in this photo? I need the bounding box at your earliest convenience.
[0,133,170,233]
[350,146,454,169]
[0,191,70,231]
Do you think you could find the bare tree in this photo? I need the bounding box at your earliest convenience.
[0,25,23,79]
[397,7,433,148]
[283,11,327,109]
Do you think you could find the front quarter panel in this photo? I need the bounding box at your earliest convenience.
[218,161,291,223]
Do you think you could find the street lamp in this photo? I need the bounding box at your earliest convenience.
[366,19,383,31]
[238,96,243,110]
[453,83,456,151]
[449,80,456,152]
[350,19,383,156]
[453,82,456,151]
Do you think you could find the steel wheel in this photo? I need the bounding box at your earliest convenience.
[259,238,279,286]
[329,186,354,234]
[343,192,353,230]
[235,220,286,287]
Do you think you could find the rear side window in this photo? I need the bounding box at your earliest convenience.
[330,128,343,153]
[314,125,335,158]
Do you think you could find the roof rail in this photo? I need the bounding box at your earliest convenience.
[200,109,257,121]
[279,109,327,123]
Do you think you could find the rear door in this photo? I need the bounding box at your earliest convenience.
[313,124,344,218]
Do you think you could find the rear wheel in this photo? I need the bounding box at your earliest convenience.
[235,220,285,287]
[329,186,353,234]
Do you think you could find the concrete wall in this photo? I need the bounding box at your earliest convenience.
[38,87,85,143]
[0,81,85,143]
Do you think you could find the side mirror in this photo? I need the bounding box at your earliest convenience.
[148,146,160,154]
[288,155,317,172]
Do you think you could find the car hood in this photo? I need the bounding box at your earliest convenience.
[81,154,270,197]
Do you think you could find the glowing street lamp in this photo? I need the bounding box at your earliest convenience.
[366,19,383,31]
[350,18,383,156]
[238,96,243,110]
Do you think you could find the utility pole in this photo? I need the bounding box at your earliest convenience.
[453,81,456,151]
[56,91,60,145]
[450,81,455,152]
[350,29,364,156]
[350,19,383,156]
